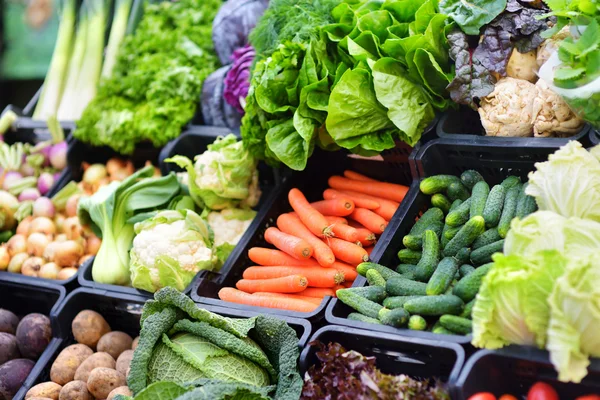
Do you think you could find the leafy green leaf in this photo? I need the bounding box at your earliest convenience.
[439,0,507,35]
[554,66,587,81]
[126,382,190,400]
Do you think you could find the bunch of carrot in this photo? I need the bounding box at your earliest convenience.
[218,170,409,312]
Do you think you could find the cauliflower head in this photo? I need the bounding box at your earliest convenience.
[207,208,257,267]
[129,210,215,293]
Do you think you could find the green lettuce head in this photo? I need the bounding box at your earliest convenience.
[129,209,215,293]
[166,134,261,210]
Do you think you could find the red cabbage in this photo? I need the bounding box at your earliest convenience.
[224,45,255,115]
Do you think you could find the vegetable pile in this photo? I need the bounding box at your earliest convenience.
[469,381,600,400]
[0,309,52,400]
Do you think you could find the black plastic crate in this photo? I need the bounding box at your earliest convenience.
[590,130,600,146]
[326,139,561,344]
[452,348,600,400]
[299,326,465,389]
[437,107,592,147]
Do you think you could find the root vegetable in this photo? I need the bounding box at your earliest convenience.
[79,255,92,265]
[0,309,19,334]
[50,344,93,385]
[115,350,133,376]
[74,352,115,382]
[0,246,9,270]
[57,268,77,280]
[84,235,101,256]
[55,234,67,242]
[27,232,51,257]
[0,358,35,399]
[65,195,79,218]
[16,313,51,359]
[37,172,55,196]
[86,368,125,399]
[7,234,26,256]
[62,217,82,240]
[19,188,41,202]
[71,310,111,349]
[0,191,18,231]
[39,263,61,280]
[50,240,83,268]
[107,386,131,400]
[97,332,132,360]
[30,217,56,236]
[0,332,20,364]
[33,197,56,219]
[106,159,134,181]
[25,382,62,400]
[22,257,44,277]
[8,253,28,273]
[506,49,538,83]
[17,216,33,236]
[55,214,65,233]
[58,380,91,400]
[131,336,139,350]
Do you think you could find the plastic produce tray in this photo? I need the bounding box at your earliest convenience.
[17,287,311,399]
[299,326,465,388]
[452,348,600,400]
[190,143,417,322]
[326,139,561,344]
[437,107,592,147]
[590,129,600,146]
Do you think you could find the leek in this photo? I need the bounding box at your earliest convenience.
[33,0,76,121]
[102,0,133,78]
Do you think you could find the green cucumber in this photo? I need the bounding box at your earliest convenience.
[459,264,475,278]
[383,295,422,309]
[366,269,386,287]
[440,315,473,334]
[470,239,504,265]
[341,286,387,303]
[337,289,384,318]
[378,308,410,327]
[470,181,490,218]
[460,170,484,190]
[409,208,444,236]
[403,295,464,316]
[415,230,441,281]
[432,324,455,335]
[472,228,502,250]
[482,185,505,228]
[348,313,382,325]
[446,198,472,227]
[386,277,428,296]
[453,263,494,302]
[443,216,486,257]
[449,199,463,212]
[461,299,475,319]
[455,248,471,264]
[426,257,460,295]
[408,315,427,331]
[515,183,537,219]
[444,226,461,241]
[396,264,417,274]
[431,194,452,213]
[397,249,422,264]
[402,221,443,250]
[501,175,521,189]
[498,185,521,238]
[447,181,470,201]
[420,175,461,195]
[357,262,401,280]
[401,271,417,280]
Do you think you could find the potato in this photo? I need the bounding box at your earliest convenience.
[115,350,133,377]
[0,358,35,400]
[0,332,20,365]
[26,381,62,400]
[59,380,91,400]
[131,336,139,350]
[16,313,52,359]
[97,332,133,360]
[27,397,54,400]
[0,309,19,334]
[71,310,111,349]
[86,368,125,399]
[107,386,132,400]
[74,352,115,382]
[50,344,93,385]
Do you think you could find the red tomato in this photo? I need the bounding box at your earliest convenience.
[527,382,559,400]
[499,395,518,400]
[468,393,496,400]
[576,396,600,400]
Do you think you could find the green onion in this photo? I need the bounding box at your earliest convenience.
[102,0,133,78]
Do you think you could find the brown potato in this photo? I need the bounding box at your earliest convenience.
[71,310,111,349]
[97,332,133,360]
[107,386,132,400]
[59,380,92,400]
[74,352,115,382]
[26,382,62,400]
[131,336,139,350]
[50,344,94,385]
[86,368,125,399]
[115,350,133,377]
[27,398,53,400]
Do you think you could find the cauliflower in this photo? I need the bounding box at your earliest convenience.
[507,49,538,83]
[207,208,257,267]
[533,80,584,138]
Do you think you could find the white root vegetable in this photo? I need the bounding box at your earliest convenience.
[506,49,538,83]
[27,232,51,257]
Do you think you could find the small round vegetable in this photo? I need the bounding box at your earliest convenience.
[84,235,101,256]
[115,350,133,377]
[74,352,115,382]
[72,310,111,349]
[37,173,55,196]
[16,313,52,359]
[17,216,33,236]
[0,332,20,364]
[57,268,77,281]
[52,241,84,268]
[107,386,132,400]
[19,188,41,202]
[0,246,9,271]
[65,196,79,218]
[78,255,92,266]
[131,336,139,350]
[97,332,133,360]
[27,233,51,257]
[527,382,559,400]
[29,217,56,236]
[468,394,496,400]
[0,358,35,399]
[55,215,65,234]
[49,142,67,170]
[86,367,126,399]
[50,344,93,385]
[58,380,91,400]
[62,218,82,241]
[33,197,55,219]
[8,253,28,273]
[39,263,61,280]
[0,309,19,334]
[7,234,27,257]
[21,257,45,277]
[25,381,62,400]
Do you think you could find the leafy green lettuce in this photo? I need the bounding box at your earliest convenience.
[439,0,506,35]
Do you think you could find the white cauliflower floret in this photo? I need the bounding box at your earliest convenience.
[533,80,584,138]
[208,211,253,247]
[176,171,189,186]
[194,150,224,189]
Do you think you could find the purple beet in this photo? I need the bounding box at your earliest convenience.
[0,358,34,399]
[0,310,19,335]
[15,314,51,360]
[0,333,19,365]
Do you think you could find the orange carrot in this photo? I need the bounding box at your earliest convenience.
[329,176,408,203]
[236,275,308,293]
[331,261,358,281]
[338,189,399,220]
[343,281,353,288]
[325,237,369,266]
[343,170,377,182]
[288,188,332,237]
[248,248,319,267]
[350,208,387,234]
[242,266,344,287]
[324,216,347,225]
[310,198,355,217]
[323,188,380,210]
[219,288,317,312]
[301,287,336,298]
[253,292,323,306]
[264,227,313,260]
[325,216,359,243]
[333,284,345,292]
[352,226,377,246]
[277,213,335,267]
[365,246,375,256]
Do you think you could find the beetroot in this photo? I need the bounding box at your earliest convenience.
[16,314,51,360]
[0,310,19,334]
[0,358,34,400]
[0,333,19,365]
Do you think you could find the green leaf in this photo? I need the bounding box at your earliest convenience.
[128,382,190,400]
[554,66,586,81]
[148,342,207,385]
[439,0,507,35]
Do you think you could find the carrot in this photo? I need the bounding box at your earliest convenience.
[264,227,313,260]
[248,248,319,267]
[301,287,336,298]
[219,288,317,312]
[277,213,335,267]
[338,189,399,220]
[325,237,369,266]
[331,260,358,281]
[288,188,332,237]
[329,176,408,203]
[353,226,377,246]
[324,216,347,225]
[350,208,387,234]
[242,266,344,287]
[310,198,355,217]
[325,216,359,243]
[343,170,377,182]
[236,275,308,293]
[253,292,323,306]
[323,188,380,210]
[365,246,375,256]
[343,281,353,288]
[333,284,345,292]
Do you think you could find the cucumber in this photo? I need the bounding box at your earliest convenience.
[357,262,401,280]
[402,221,443,250]
[403,295,464,316]
[383,295,422,309]
[396,264,417,274]
[501,175,521,189]
[420,175,461,195]
[337,289,384,318]
[378,308,410,327]
[447,181,470,201]
[498,185,521,238]
[470,239,504,265]
[482,185,505,228]
[453,262,494,302]
[431,194,452,213]
[408,315,427,331]
[401,271,417,280]
[449,199,463,212]
[415,230,441,281]
[443,216,485,257]
[473,228,502,250]
[441,225,452,249]
[386,276,428,296]
[348,312,382,325]
[342,286,387,303]
[397,249,422,264]
[409,208,444,236]
[461,170,484,190]
[366,269,386,287]
[440,315,473,334]
[426,257,460,295]
[470,181,490,218]
[443,226,461,241]
[445,279,459,294]
[432,324,455,335]
[516,183,537,219]
[461,299,475,319]
[459,264,475,278]
[455,248,471,264]
[446,198,472,227]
